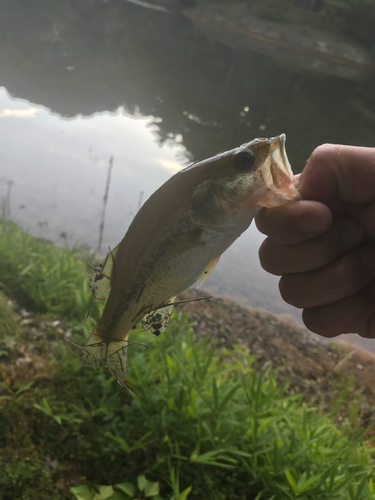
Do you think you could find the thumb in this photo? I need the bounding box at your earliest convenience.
[298,144,375,206]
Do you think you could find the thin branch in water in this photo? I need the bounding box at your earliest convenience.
[97,156,114,254]
[136,190,144,212]
[0,178,13,219]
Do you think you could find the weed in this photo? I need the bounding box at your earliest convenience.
[1,222,375,499]
[1,311,375,499]
[0,219,102,331]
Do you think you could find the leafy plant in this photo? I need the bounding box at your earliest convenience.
[1,223,375,499]
[70,472,190,500]
[0,219,102,330]
[2,312,375,499]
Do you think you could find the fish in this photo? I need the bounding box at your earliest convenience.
[80,134,300,384]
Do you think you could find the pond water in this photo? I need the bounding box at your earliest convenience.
[1,0,375,333]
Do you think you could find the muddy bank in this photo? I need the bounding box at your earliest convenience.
[177,289,375,428]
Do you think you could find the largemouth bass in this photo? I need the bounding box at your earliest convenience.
[81,134,299,384]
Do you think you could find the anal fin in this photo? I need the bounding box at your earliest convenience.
[141,297,176,336]
[196,255,221,289]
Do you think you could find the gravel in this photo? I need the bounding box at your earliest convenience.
[176,288,375,428]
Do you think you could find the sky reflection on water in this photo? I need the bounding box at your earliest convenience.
[0,88,186,247]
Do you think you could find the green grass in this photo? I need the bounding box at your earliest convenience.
[1,304,375,500]
[0,219,102,333]
[1,220,375,500]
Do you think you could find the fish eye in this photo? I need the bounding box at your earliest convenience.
[234,151,255,170]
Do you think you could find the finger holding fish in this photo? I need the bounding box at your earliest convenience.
[256,199,332,245]
[302,284,375,338]
[279,245,375,309]
[259,216,364,275]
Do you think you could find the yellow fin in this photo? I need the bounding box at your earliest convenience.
[141,297,176,336]
[90,244,119,302]
[196,255,221,289]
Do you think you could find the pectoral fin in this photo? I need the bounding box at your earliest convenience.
[141,297,176,336]
[90,244,119,301]
[196,255,221,289]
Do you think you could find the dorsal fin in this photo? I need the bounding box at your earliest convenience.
[196,255,221,289]
[90,244,119,302]
[141,297,176,336]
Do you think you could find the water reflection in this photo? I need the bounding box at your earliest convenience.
[0,88,187,248]
[1,0,375,326]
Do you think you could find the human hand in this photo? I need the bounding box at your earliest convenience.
[255,144,375,338]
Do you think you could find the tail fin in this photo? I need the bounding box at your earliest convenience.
[79,329,128,385]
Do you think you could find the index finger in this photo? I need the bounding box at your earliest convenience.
[255,200,331,245]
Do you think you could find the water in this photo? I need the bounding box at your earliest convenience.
[1,0,375,326]
[0,89,186,248]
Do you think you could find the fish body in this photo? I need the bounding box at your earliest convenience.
[82,134,299,383]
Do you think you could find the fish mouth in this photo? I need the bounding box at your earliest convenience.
[257,134,301,208]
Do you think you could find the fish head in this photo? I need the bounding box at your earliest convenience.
[188,134,300,231]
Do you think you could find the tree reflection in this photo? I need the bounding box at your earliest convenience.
[0,0,375,171]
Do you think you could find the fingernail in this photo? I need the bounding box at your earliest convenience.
[339,219,364,248]
[360,247,375,271]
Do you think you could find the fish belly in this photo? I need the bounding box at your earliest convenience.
[80,226,242,385]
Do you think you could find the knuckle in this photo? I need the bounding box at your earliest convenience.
[342,250,374,291]
[256,205,293,241]
[302,308,334,337]
[256,207,281,233]
[278,275,304,307]
[308,143,336,164]
[255,209,270,235]
[258,240,282,275]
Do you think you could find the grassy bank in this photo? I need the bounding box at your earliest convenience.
[0,220,102,333]
[1,220,375,500]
